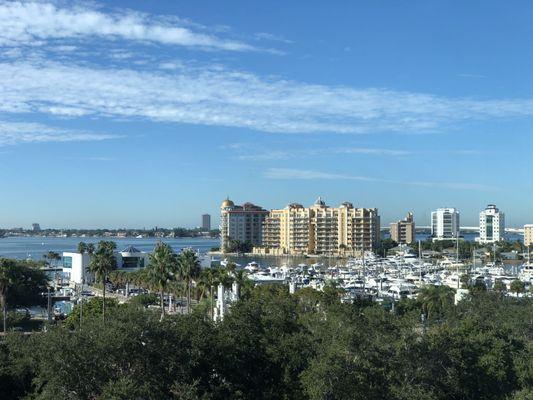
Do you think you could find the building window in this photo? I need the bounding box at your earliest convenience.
[122,257,139,269]
[63,256,72,268]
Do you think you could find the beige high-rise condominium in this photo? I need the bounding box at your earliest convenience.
[220,198,269,252]
[261,197,380,256]
[525,225,533,247]
[390,212,415,244]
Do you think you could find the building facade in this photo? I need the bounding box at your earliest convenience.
[202,214,211,231]
[260,197,380,256]
[431,208,460,240]
[220,198,269,252]
[524,225,533,247]
[390,212,415,244]
[62,245,149,285]
[477,204,505,244]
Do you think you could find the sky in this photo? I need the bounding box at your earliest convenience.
[1,0,533,229]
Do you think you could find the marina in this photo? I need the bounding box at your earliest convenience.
[1,234,531,320]
[225,247,531,302]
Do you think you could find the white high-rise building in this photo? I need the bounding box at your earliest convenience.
[431,208,460,240]
[478,204,505,244]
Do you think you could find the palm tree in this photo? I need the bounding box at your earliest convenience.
[215,266,234,289]
[44,251,61,289]
[178,249,201,313]
[417,285,455,321]
[88,241,117,322]
[45,251,61,267]
[108,270,126,286]
[147,242,179,321]
[166,280,186,314]
[232,269,250,299]
[77,242,87,254]
[0,258,16,333]
[108,270,135,298]
[225,261,237,275]
[197,268,218,318]
[86,243,95,256]
[196,269,211,301]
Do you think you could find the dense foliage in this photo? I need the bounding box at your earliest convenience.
[0,259,48,332]
[0,284,531,399]
[223,238,254,253]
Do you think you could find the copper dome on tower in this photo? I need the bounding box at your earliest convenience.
[221,198,235,209]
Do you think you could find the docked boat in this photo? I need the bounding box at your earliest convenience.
[244,261,260,273]
[519,263,533,282]
[220,259,241,268]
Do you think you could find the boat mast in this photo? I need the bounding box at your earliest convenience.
[456,234,460,289]
[418,240,422,283]
[472,247,475,274]
[456,234,459,263]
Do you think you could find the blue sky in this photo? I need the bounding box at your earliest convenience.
[0,0,532,229]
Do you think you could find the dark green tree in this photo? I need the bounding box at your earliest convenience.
[147,242,179,320]
[88,241,117,322]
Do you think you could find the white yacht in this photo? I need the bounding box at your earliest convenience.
[220,259,241,268]
[519,263,533,282]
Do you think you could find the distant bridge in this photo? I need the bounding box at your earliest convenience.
[382,226,524,234]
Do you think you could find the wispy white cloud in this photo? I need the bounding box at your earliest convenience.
[264,168,375,182]
[50,45,77,53]
[158,61,185,70]
[3,59,533,135]
[335,147,411,156]
[237,147,412,161]
[71,156,115,161]
[238,151,295,161]
[264,168,496,191]
[0,1,258,52]
[254,32,294,44]
[0,121,117,146]
[220,142,249,150]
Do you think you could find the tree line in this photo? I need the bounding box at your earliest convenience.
[0,283,531,398]
[5,227,220,238]
[1,241,532,399]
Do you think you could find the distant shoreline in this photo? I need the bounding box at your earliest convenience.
[0,235,218,240]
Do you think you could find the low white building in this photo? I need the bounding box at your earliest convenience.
[62,245,150,285]
[477,204,505,244]
[62,252,92,285]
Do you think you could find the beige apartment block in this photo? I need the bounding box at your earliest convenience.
[390,212,415,244]
[220,198,269,252]
[260,197,380,256]
[525,225,533,247]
